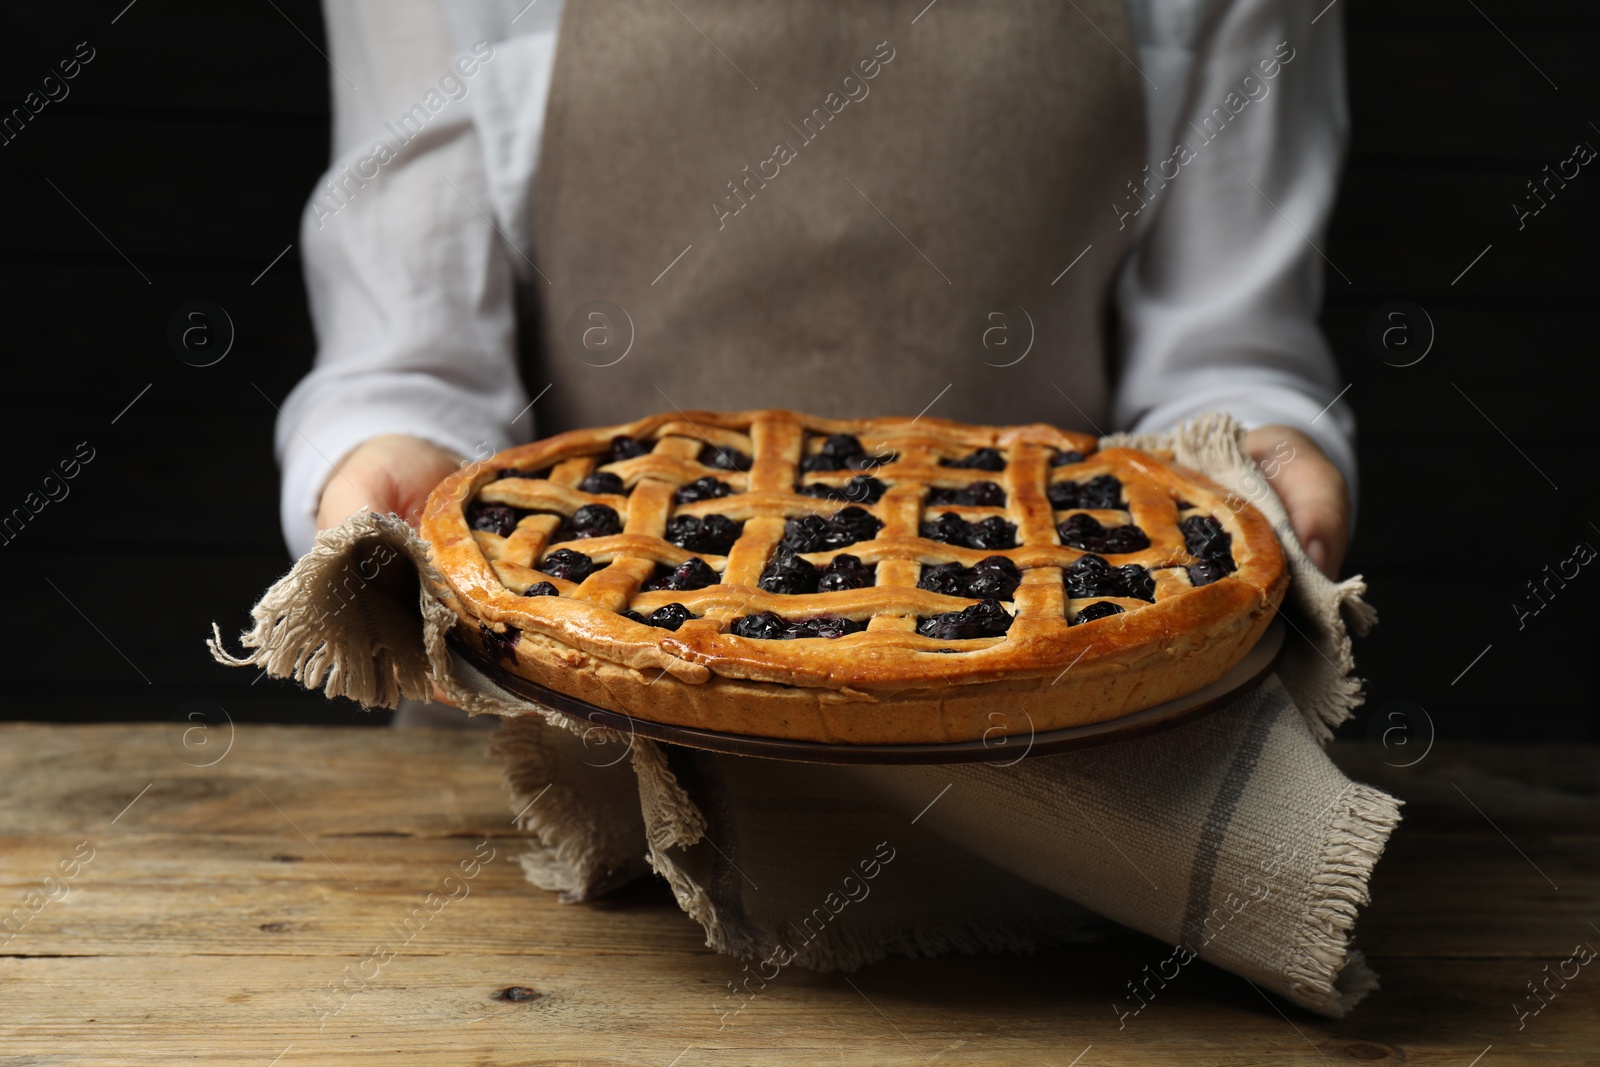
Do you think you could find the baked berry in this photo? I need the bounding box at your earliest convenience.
[1174,498,1195,510]
[1063,553,1120,598]
[790,614,867,639]
[1179,515,1235,571]
[827,506,881,548]
[579,471,626,495]
[670,557,719,590]
[467,502,522,537]
[967,516,1018,550]
[1057,513,1148,554]
[1048,474,1124,510]
[915,598,1013,640]
[920,512,971,546]
[760,553,820,595]
[674,477,734,504]
[918,512,1017,550]
[730,611,787,640]
[783,508,880,552]
[1118,564,1157,602]
[698,444,751,471]
[941,447,1005,471]
[729,611,864,640]
[800,476,887,504]
[1102,524,1151,554]
[967,556,1021,600]
[645,603,695,631]
[1063,555,1152,601]
[1071,601,1124,626]
[665,514,743,555]
[566,503,622,539]
[642,556,720,592]
[801,433,865,472]
[780,515,831,554]
[929,481,1006,507]
[1050,449,1086,467]
[609,435,649,462]
[917,562,968,597]
[619,609,648,625]
[1187,560,1229,587]
[541,548,597,582]
[479,621,520,661]
[846,449,893,471]
[817,554,873,593]
[523,582,560,597]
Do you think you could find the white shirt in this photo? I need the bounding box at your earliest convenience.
[279,0,1355,556]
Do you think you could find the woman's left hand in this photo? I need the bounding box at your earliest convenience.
[1242,425,1350,578]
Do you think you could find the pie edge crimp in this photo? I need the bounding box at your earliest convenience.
[420,409,1288,743]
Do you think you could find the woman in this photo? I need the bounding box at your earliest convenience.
[284,0,1352,584]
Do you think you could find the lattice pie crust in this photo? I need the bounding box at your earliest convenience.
[421,410,1287,744]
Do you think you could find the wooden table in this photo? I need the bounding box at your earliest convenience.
[1,723,1595,1065]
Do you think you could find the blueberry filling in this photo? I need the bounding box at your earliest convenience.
[1071,601,1125,626]
[495,467,546,481]
[729,612,867,640]
[758,553,818,595]
[1186,560,1230,588]
[523,582,560,597]
[760,552,873,595]
[555,503,623,541]
[579,470,626,495]
[479,621,520,661]
[917,555,1021,601]
[1047,474,1124,510]
[622,603,697,631]
[1178,515,1237,573]
[698,444,752,471]
[674,476,735,504]
[799,476,887,504]
[1057,513,1150,554]
[609,435,649,462]
[940,447,1005,471]
[466,502,523,537]
[1050,449,1087,467]
[927,481,1007,507]
[1062,553,1154,601]
[641,556,720,592]
[799,433,892,473]
[664,514,743,555]
[540,548,600,583]
[915,598,1013,640]
[919,512,1018,550]
[732,614,870,639]
[816,554,874,593]
[779,507,881,554]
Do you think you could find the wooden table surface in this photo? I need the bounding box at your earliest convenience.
[1,723,1595,1066]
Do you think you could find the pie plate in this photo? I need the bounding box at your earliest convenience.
[451,620,1284,765]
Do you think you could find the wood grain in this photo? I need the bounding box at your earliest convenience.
[1,725,1596,1065]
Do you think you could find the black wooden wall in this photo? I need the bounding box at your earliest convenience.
[1,2,1595,741]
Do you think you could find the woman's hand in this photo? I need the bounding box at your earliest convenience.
[317,434,466,708]
[315,433,464,534]
[1242,424,1350,578]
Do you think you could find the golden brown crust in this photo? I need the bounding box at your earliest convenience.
[422,409,1287,743]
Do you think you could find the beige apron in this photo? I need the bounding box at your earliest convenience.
[525,0,1144,434]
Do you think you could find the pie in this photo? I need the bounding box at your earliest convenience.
[420,409,1287,744]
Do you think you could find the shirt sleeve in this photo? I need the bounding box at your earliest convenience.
[276,0,526,557]
[1114,0,1356,506]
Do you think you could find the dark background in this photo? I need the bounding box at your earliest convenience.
[0,2,1594,739]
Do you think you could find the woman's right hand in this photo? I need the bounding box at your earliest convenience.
[315,433,464,534]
